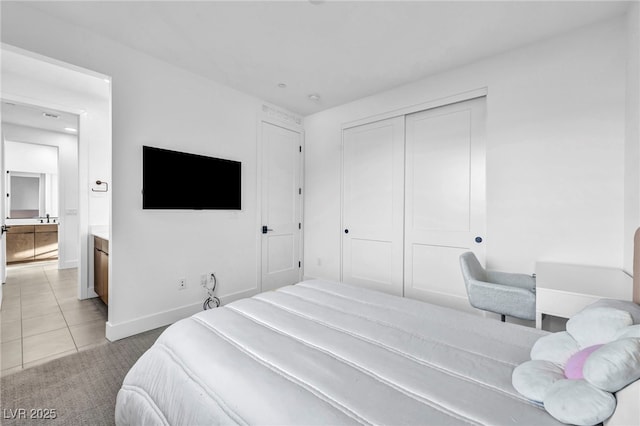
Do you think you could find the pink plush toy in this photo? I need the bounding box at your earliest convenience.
[512,300,640,426]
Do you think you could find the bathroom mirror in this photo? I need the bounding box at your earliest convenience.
[6,170,59,219]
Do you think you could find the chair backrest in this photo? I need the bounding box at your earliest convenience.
[459,251,487,291]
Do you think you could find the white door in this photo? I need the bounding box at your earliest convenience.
[342,116,405,295]
[1,131,6,286]
[260,121,303,292]
[404,97,486,310]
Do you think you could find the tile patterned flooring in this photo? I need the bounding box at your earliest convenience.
[1,261,108,376]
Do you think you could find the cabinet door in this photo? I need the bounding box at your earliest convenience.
[7,232,35,263]
[100,251,109,305]
[94,246,103,298]
[35,232,58,260]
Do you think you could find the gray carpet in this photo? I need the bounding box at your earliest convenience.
[1,326,167,425]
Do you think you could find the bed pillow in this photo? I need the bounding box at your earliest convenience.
[512,301,640,425]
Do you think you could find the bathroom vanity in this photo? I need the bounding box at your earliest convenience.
[93,233,109,305]
[6,223,59,264]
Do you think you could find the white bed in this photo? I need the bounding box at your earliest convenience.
[116,279,569,425]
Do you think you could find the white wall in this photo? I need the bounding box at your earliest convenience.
[3,127,78,267]
[624,3,640,274]
[1,3,270,339]
[5,139,58,173]
[304,16,627,284]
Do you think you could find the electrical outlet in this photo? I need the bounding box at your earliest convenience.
[178,278,186,290]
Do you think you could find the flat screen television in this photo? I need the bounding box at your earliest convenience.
[142,145,241,210]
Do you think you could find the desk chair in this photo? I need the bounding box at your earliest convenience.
[459,252,536,322]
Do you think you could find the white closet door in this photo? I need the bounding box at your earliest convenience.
[404,97,486,310]
[342,116,404,295]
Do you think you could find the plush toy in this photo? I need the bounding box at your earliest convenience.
[512,299,640,426]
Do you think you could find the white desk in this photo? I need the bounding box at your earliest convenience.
[535,262,633,329]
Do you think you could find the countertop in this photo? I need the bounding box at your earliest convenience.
[90,226,109,241]
[6,219,59,226]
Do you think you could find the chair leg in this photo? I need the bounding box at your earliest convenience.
[501,314,506,322]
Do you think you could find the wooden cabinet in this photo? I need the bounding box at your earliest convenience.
[94,236,109,305]
[35,225,59,260]
[6,225,58,264]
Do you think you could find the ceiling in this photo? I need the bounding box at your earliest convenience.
[2,101,78,135]
[19,1,630,116]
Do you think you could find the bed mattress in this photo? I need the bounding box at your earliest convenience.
[115,279,563,425]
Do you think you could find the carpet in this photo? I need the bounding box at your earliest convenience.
[1,326,166,425]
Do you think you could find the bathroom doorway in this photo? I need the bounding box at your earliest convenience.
[1,44,112,308]
[2,102,79,271]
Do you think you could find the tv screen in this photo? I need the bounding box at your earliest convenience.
[142,145,241,210]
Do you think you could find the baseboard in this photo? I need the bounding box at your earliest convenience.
[105,302,202,342]
[104,287,261,341]
[59,260,78,269]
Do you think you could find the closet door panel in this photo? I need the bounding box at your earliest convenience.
[342,116,404,295]
[410,245,468,298]
[404,97,486,310]
[411,110,471,232]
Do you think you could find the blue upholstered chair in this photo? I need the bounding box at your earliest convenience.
[459,252,536,322]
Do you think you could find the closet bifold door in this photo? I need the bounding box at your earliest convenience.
[342,116,405,296]
[404,97,486,311]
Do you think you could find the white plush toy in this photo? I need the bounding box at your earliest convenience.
[512,300,640,426]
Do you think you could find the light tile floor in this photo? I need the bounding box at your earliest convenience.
[1,261,108,376]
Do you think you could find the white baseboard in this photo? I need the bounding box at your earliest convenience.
[59,260,78,269]
[104,287,261,342]
[105,302,202,342]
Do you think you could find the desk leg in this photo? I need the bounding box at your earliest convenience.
[536,311,543,330]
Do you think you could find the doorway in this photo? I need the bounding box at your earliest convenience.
[2,102,78,270]
[1,45,112,312]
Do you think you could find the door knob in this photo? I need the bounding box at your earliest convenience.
[262,225,273,234]
[344,229,349,234]
[475,236,483,243]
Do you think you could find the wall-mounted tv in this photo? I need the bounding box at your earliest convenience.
[142,145,241,210]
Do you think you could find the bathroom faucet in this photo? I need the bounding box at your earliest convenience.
[46,213,50,223]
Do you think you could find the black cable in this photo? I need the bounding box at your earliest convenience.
[203,273,220,310]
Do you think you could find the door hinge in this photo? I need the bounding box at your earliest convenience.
[298,261,301,268]
[299,145,302,153]
[298,188,302,195]
[298,223,301,230]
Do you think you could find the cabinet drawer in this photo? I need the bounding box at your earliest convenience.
[537,289,600,319]
[6,225,34,234]
[35,225,58,233]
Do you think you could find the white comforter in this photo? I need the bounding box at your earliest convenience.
[115,279,563,425]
